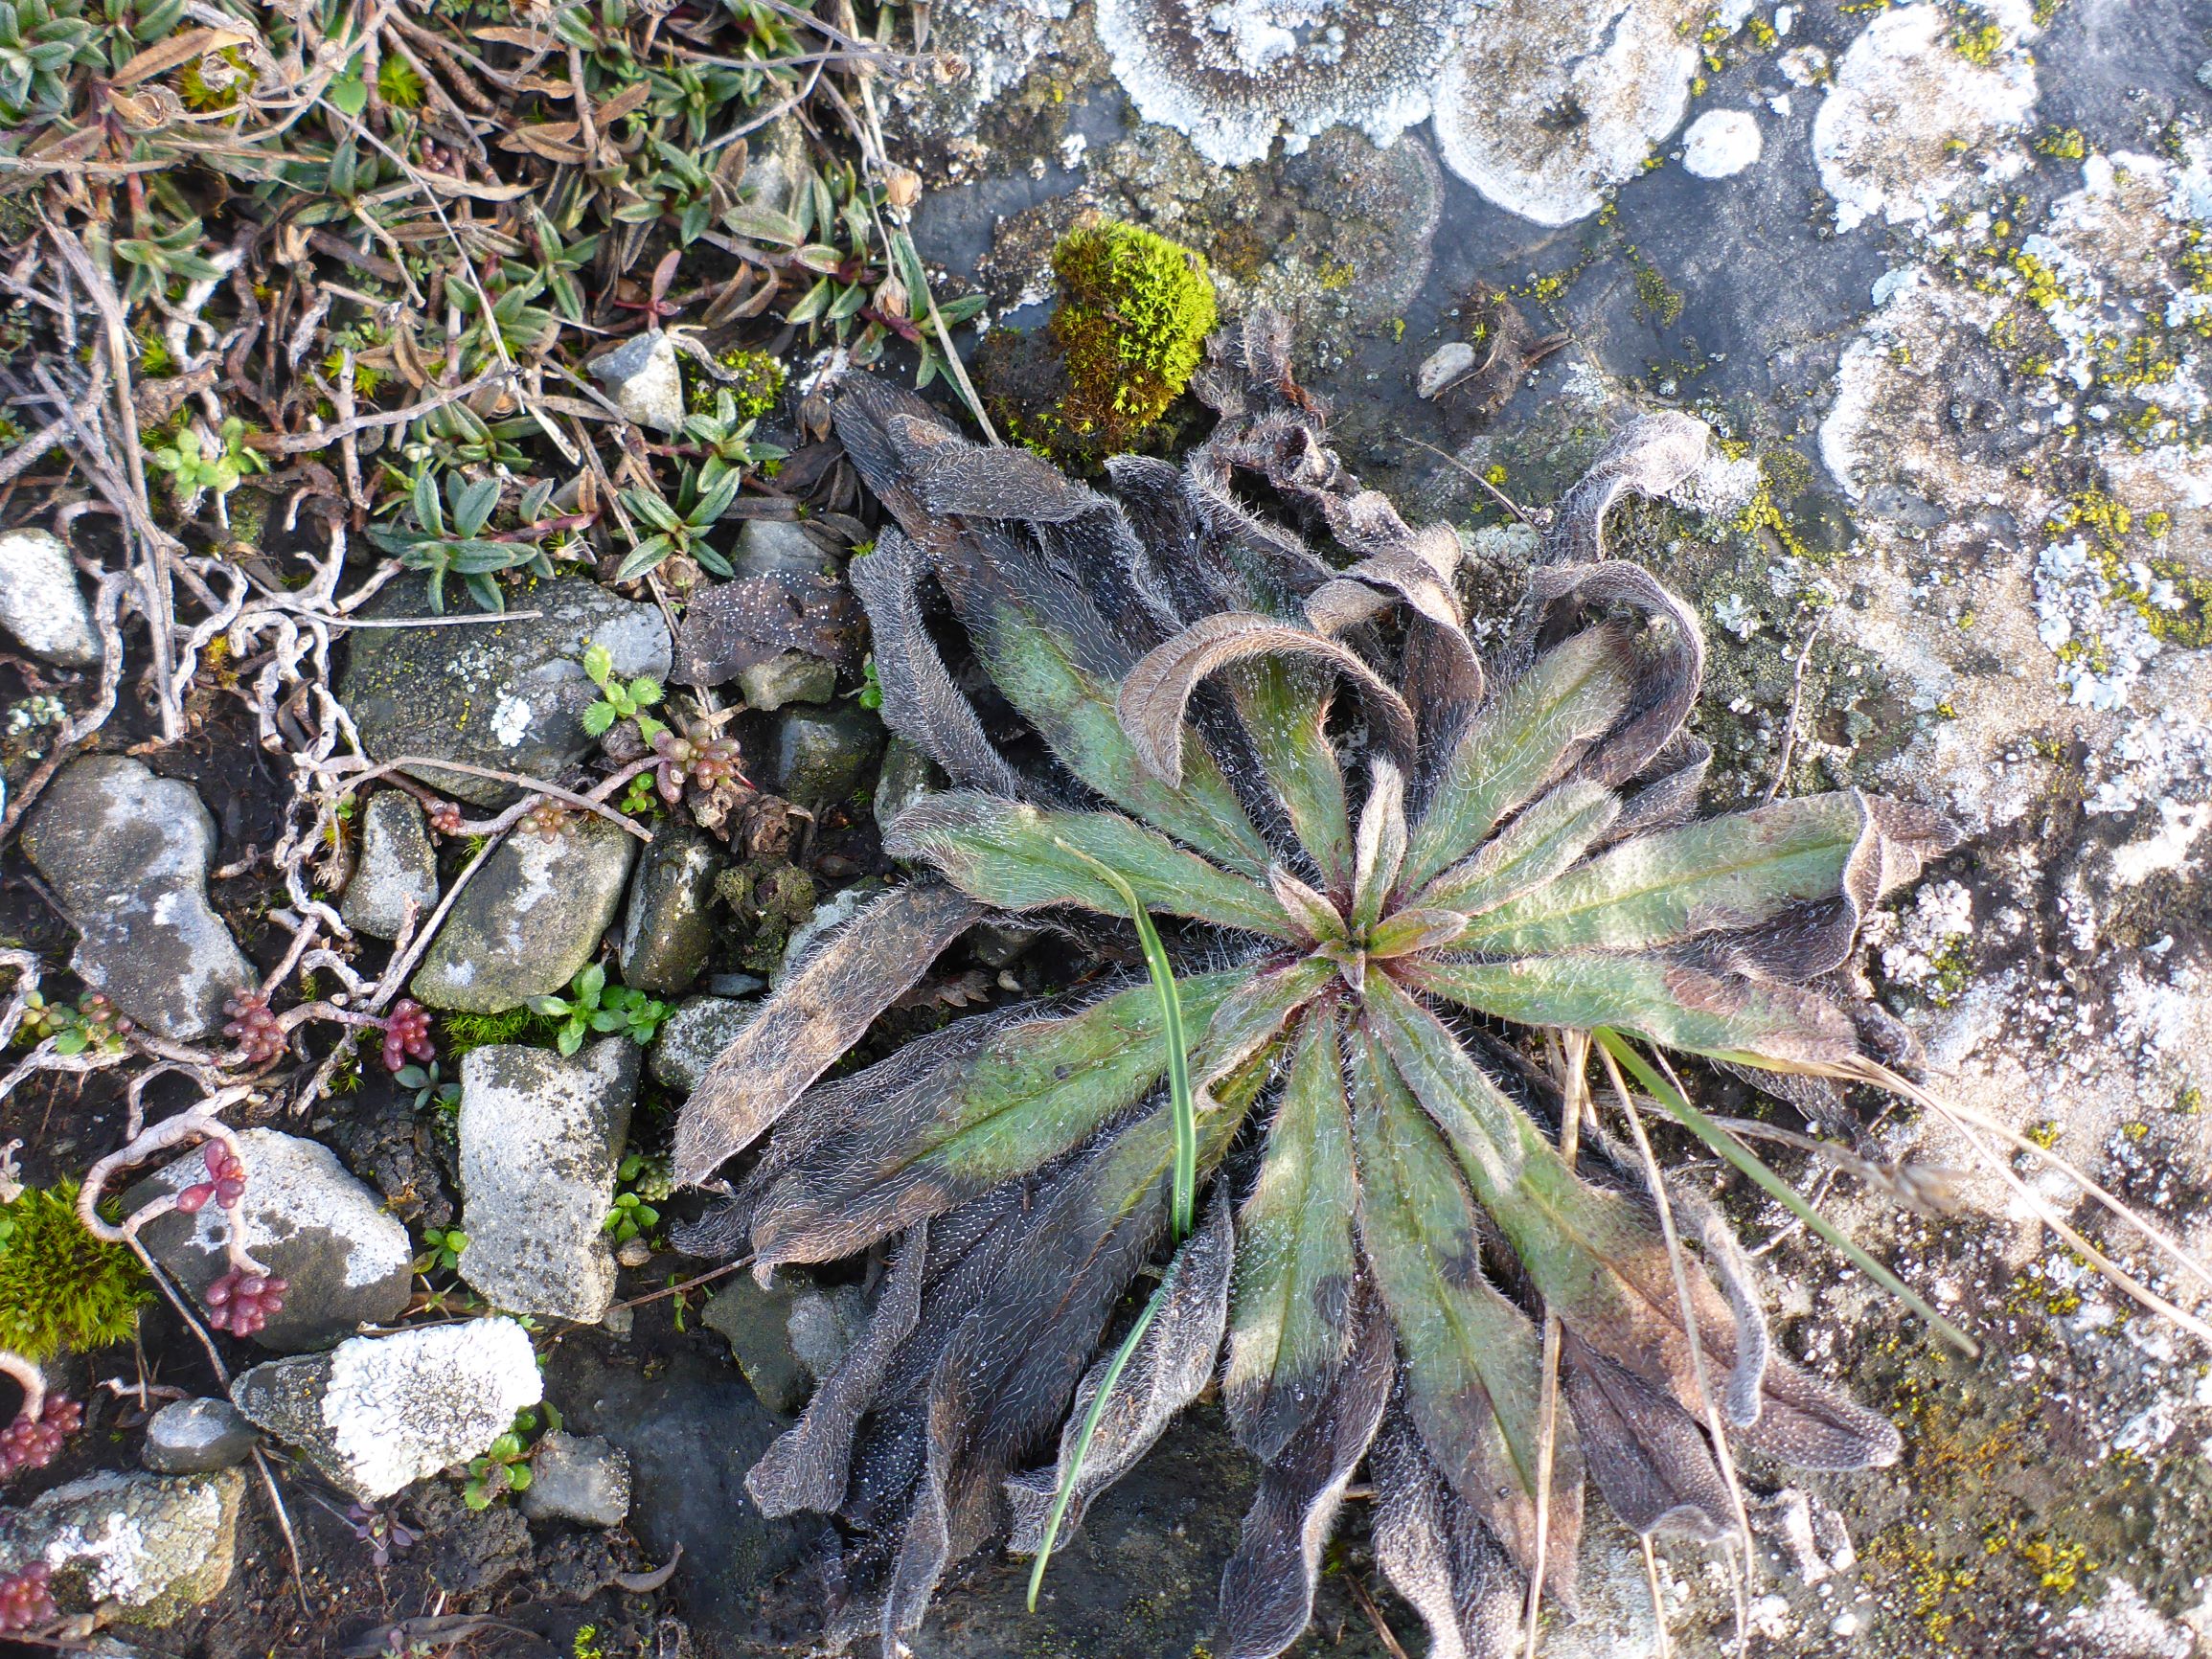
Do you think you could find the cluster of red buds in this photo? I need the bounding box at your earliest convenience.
[0,1395,80,1479]
[427,800,465,836]
[0,1562,55,1633]
[205,1267,288,1337]
[650,726,746,807]
[221,991,286,1066]
[174,1141,247,1216]
[522,798,572,839]
[379,1000,435,1074]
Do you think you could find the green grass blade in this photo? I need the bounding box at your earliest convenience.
[1589,1029,1978,1357]
[1056,839,1196,1240]
[1025,1279,1168,1611]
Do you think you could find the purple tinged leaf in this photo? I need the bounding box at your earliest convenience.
[1215,1285,1394,1659]
[1369,1407,1527,1659]
[1224,1010,1357,1460]
[672,883,987,1185]
[1402,625,1639,896]
[1004,1192,1235,1551]
[1346,1025,1583,1598]
[885,792,1297,939]
[1116,613,1417,789]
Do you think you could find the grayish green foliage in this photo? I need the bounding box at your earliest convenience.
[673,310,1956,1659]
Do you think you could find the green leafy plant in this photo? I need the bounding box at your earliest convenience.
[371,472,568,614]
[395,1059,461,1113]
[670,319,1975,1658]
[416,1225,468,1274]
[112,213,225,307]
[463,1404,558,1509]
[682,389,788,497]
[615,467,743,582]
[529,962,671,1057]
[148,417,266,504]
[13,989,128,1055]
[604,1153,669,1246]
[581,642,666,740]
[0,1181,149,1360]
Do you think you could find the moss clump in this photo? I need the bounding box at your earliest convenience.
[0,1183,148,1361]
[442,1006,553,1055]
[1048,219,1218,454]
[696,349,785,419]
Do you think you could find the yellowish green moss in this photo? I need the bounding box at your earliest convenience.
[0,1182,149,1361]
[1048,219,1218,454]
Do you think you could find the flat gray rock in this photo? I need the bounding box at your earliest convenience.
[338,574,670,807]
[619,819,722,995]
[773,704,883,803]
[729,517,837,580]
[0,526,100,667]
[873,737,945,836]
[590,330,684,433]
[18,756,251,1040]
[458,1039,637,1323]
[126,1127,414,1352]
[519,1430,632,1528]
[703,1274,808,1415]
[142,1398,258,1474]
[647,995,759,1093]
[737,650,837,711]
[0,1467,244,1626]
[411,813,637,1011]
[229,1318,542,1501]
[340,790,440,941]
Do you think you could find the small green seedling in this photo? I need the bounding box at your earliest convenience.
[604,1152,668,1246]
[462,1403,559,1509]
[529,963,672,1057]
[581,643,666,741]
[416,1226,468,1274]
[394,1059,460,1113]
[148,417,266,503]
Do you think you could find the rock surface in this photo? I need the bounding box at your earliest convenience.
[141,1398,258,1475]
[18,756,251,1040]
[648,994,757,1092]
[0,1468,244,1626]
[0,526,100,667]
[229,1317,542,1500]
[772,703,882,803]
[411,813,637,1011]
[457,1039,637,1323]
[589,330,684,433]
[619,820,721,995]
[702,1274,807,1415]
[340,790,440,940]
[339,574,670,807]
[735,651,836,711]
[519,1431,632,1528]
[873,735,945,833]
[128,1127,414,1351]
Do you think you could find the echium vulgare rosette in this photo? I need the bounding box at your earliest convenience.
[672,309,1957,1658]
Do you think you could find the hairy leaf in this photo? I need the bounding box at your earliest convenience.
[1006,1191,1234,1551]
[885,792,1296,939]
[1224,1009,1357,1460]
[1402,625,1638,895]
[1347,1025,1582,1596]
[1349,759,1408,937]
[1403,952,1866,1070]
[1460,791,1913,959]
[673,883,986,1184]
[1414,780,1620,917]
[1117,613,1417,790]
[1360,975,1901,1474]
[1369,1407,1527,1659]
[848,531,1029,798]
[747,1221,929,1517]
[1561,1331,1732,1541]
[747,974,1239,1268]
[1217,1285,1394,1659]
[1228,657,1354,891]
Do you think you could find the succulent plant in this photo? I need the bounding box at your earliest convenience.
[672,311,1957,1657]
